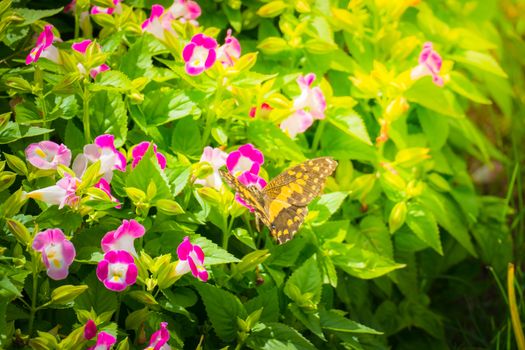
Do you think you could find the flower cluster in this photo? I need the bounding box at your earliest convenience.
[280,73,326,138]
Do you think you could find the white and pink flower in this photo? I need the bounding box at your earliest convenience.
[73,134,126,182]
[96,250,138,292]
[141,5,176,41]
[131,142,166,170]
[182,33,217,76]
[145,322,171,350]
[101,219,145,256]
[26,173,80,209]
[94,178,121,209]
[194,146,228,190]
[279,109,314,138]
[72,40,110,79]
[32,229,76,280]
[226,143,264,176]
[84,319,97,340]
[168,0,201,25]
[87,331,116,350]
[217,29,241,67]
[410,42,444,87]
[176,236,208,282]
[26,25,60,65]
[235,171,267,212]
[25,141,71,170]
[91,0,122,15]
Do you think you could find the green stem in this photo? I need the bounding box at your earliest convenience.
[28,255,39,336]
[37,94,48,141]
[311,119,326,152]
[202,76,225,147]
[82,83,91,143]
[74,12,80,39]
[222,215,230,250]
[114,293,122,325]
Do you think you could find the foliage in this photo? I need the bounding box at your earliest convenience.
[0,0,522,349]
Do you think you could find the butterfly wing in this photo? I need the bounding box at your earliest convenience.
[218,169,271,227]
[263,157,337,243]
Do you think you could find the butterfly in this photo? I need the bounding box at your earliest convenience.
[219,157,338,244]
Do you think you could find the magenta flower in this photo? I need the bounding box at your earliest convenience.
[26,25,60,65]
[25,141,71,170]
[226,144,264,176]
[279,109,314,138]
[96,250,138,292]
[141,5,176,41]
[194,146,228,190]
[72,40,110,79]
[73,134,126,182]
[182,34,217,76]
[217,29,241,67]
[235,171,267,212]
[293,73,326,120]
[169,0,201,25]
[91,0,122,15]
[87,331,116,350]
[131,142,166,170]
[32,229,76,280]
[176,237,208,282]
[249,103,272,118]
[101,219,145,256]
[145,322,171,350]
[94,178,121,209]
[84,319,97,340]
[26,173,80,209]
[411,42,444,87]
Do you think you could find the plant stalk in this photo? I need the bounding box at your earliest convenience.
[82,83,91,143]
[508,263,525,350]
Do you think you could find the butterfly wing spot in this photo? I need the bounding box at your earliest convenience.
[288,170,295,176]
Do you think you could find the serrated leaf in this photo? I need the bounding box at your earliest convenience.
[405,202,443,255]
[284,256,322,306]
[246,322,316,350]
[328,112,371,145]
[319,309,382,334]
[192,235,240,265]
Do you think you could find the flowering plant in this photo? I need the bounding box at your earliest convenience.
[0,1,520,349]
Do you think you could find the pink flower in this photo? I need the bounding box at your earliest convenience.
[293,73,326,120]
[26,173,80,209]
[411,42,444,87]
[84,319,97,340]
[194,146,228,190]
[279,109,314,138]
[101,219,145,256]
[235,171,267,212]
[226,144,264,176]
[96,250,138,292]
[249,103,272,118]
[72,40,110,79]
[217,29,241,67]
[73,134,126,182]
[94,178,121,209]
[25,141,71,170]
[131,142,166,170]
[182,34,217,76]
[26,25,60,65]
[145,322,171,350]
[141,5,176,41]
[87,331,116,350]
[32,229,76,280]
[169,0,201,24]
[176,237,208,282]
[91,0,122,15]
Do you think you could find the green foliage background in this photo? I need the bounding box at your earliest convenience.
[0,0,524,349]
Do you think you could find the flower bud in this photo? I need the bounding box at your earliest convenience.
[389,201,407,234]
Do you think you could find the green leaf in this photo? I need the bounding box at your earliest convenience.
[222,3,242,32]
[50,285,88,305]
[284,256,322,306]
[289,304,325,341]
[119,36,154,79]
[171,117,202,156]
[15,7,63,25]
[451,50,508,78]
[248,120,305,162]
[405,79,464,118]
[418,109,449,150]
[319,308,382,334]
[75,273,117,315]
[129,89,200,128]
[126,145,172,201]
[246,322,316,350]
[89,91,127,148]
[245,289,280,323]
[91,71,133,92]
[405,202,443,255]
[448,72,491,105]
[0,122,52,144]
[328,112,372,145]
[193,235,240,265]
[328,242,405,279]
[195,283,247,342]
[320,124,377,162]
[308,192,348,225]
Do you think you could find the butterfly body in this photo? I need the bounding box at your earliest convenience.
[220,157,337,244]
